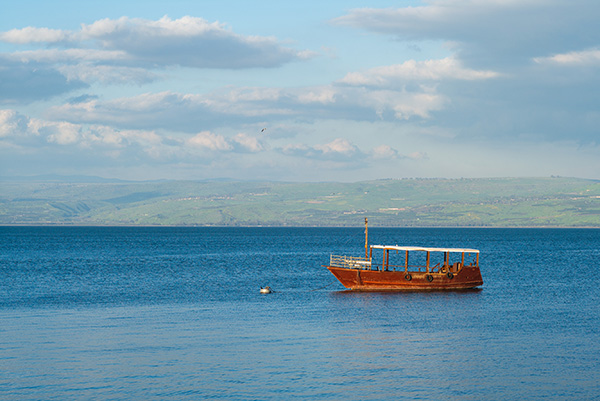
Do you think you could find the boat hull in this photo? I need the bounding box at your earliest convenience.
[327,265,483,291]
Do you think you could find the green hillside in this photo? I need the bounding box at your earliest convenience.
[1,177,599,227]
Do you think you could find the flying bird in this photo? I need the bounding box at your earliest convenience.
[261,128,267,132]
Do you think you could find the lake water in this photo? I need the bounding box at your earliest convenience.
[1,227,599,400]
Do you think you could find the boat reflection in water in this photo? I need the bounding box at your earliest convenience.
[325,219,483,291]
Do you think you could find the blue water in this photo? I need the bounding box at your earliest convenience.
[1,227,599,400]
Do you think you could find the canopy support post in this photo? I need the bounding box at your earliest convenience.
[364,218,368,260]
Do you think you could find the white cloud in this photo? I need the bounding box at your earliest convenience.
[0,109,28,137]
[7,49,157,85]
[2,108,265,167]
[0,15,313,105]
[281,138,362,162]
[80,15,224,39]
[406,151,428,160]
[1,16,309,70]
[59,64,159,85]
[186,131,233,151]
[0,27,71,44]
[233,133,264,152]
[297,88,336,104]
[333,1,600,69]
[0,57,88,104]
[534,49,600,66]
[339,57,499,87]
[10,48,127,63]
[327,1,600,147]
[371,145,398,159]
[78,15,305,68]
[46,76,455,131]
[315,138,357,155]
[0,108,168,157]
[355,89,446,120]
[369,145,427,161]
[44,122,83,145]
[224,87,282,102]
[332,2,532,36]
[47,91,207,130]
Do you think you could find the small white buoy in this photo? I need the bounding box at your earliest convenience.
[260,286,272,294]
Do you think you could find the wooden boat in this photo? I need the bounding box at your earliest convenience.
[325,219,483,291]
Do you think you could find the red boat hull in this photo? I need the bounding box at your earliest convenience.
[327,265,483,291]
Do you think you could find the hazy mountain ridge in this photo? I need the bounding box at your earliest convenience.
[1,177,599,227]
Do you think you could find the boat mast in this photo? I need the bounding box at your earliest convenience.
[364,218,368,260]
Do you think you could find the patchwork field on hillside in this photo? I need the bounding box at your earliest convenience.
[1,177,599,227]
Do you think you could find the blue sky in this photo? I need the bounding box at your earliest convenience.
[1,0,599,181]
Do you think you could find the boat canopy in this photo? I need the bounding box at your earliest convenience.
[370,245,479,254]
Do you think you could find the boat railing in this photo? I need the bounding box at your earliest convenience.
[331,255,475,272]
[330,254,371,269]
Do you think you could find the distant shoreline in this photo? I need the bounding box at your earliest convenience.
[2,224,599,229]
[3,177,599,227]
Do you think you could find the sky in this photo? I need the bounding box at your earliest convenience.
[1,0,599,182]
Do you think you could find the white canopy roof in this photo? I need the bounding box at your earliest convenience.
[370,245,479,254]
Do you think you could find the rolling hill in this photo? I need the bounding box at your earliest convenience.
[1,177,599,227]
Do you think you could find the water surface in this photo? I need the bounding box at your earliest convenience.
[1,227,598,399]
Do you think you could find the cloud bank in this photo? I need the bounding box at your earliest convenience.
[0,15,311,104]
[2,16,309,69]
[1,2,599,181]
[333,1,600,68]
[0,108,405,179]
